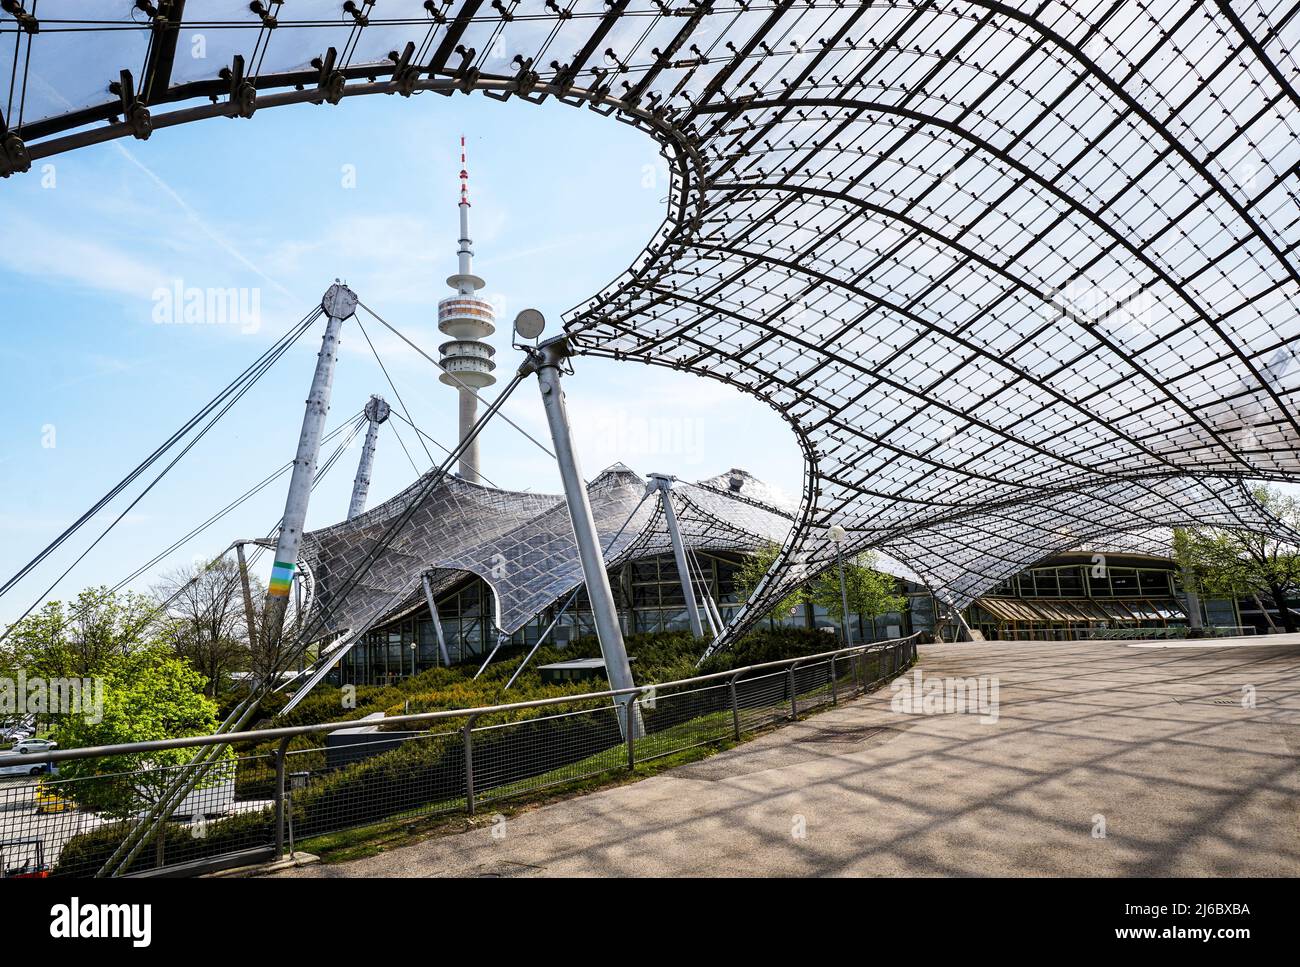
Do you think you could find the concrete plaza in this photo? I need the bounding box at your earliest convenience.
[275,636,1300,877]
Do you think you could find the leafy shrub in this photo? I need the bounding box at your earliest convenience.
[53,809,274,877]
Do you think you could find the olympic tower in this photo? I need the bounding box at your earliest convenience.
[437,136,496,483]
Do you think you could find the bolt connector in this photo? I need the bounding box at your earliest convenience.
[518,335,571,378]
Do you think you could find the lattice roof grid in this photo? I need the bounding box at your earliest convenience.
[5,2,1298,642]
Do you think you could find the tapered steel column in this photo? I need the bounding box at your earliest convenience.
[261,283,358,654]
[421,573,452,666]
[650,474,705,638]
[347,395,390,520]
[234,542,260,647]
[524,337,640,736]
[1182,566,1204,635]
[836,546,854,647]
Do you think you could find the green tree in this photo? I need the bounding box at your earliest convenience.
[810,551,907,637]
[1,587,155,681]
[152,558,257,697]
[1174,485,1300,633]
[733,542,809,624]
[52,648,230,818]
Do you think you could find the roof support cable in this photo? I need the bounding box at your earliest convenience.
[108,410,366,608]
[127,411,366,642]
[386,416,424,477]
[0,307,321,639]
[0,305,323,631]
[23,411,363,660]
[354,311,436,468]
[387,410,505,489]
[502,489,651,689]
[357,300,556,461]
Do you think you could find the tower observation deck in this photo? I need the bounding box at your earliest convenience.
[438,136,496,484]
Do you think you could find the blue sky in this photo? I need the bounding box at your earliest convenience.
[0,92,801,626]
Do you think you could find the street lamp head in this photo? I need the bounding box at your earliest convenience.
[828,524,847,544]
[514,308,546,341]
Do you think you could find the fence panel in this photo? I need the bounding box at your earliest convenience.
[1,635,918,877]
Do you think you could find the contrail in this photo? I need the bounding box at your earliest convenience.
[108,140,296,300]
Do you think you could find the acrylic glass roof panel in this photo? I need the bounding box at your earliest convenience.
[0,2,149,129]
[5,2,1297,643]
[431,464,655,634]
[614,470,795,565]
[300,471,563,638]
[300,463,802,639]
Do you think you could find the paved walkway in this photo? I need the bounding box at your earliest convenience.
[274,637,1300,877]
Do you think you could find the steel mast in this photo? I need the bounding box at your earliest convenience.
[347,395,390,520]
[649,473,706,638]
[521,336,642,738]
[261,282,357,653]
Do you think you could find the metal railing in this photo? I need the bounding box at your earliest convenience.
[0,635,918,878]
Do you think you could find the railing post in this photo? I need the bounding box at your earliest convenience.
[830,654,839,705]
[788,661,800,720]
[729,671,742,741]
[626,697,637,771]
[463,714,478,817]
[274,736,291,857]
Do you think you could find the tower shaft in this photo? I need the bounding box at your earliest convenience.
[458,388,482,483]
[438,135,496,481]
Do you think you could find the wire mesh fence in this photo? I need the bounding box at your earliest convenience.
[0,635,917,878]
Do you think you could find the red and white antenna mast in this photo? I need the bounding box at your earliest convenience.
[438,135,496,484]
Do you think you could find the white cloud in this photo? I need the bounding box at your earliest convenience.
[0,213,169,298]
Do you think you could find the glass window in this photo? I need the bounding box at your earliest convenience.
[1109,568,1139,594]
[1034,570,1060,597]
[1057,569,1084,596]
[1138,570,1171,595]
[1088,570,1112,596]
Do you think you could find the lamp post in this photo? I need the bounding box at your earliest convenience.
[829,524,853,646]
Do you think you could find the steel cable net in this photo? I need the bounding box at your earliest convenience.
[299,463,794,640]
[6,2,1298,643]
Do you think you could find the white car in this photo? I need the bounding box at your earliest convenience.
[0,755,52,779]
[9,738,56,756]
[0,715,34,742]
